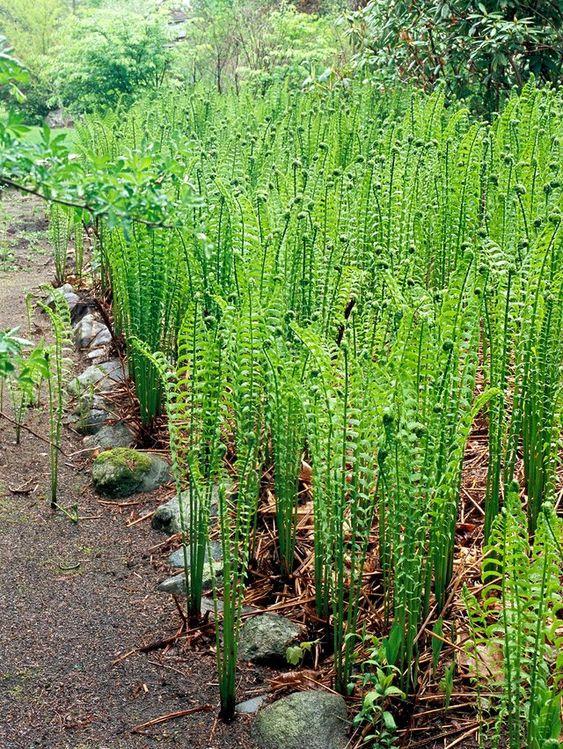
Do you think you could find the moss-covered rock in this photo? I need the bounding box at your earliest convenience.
[253,691,348,749]
[151,480,231,535]
[239,614,303,664]
[92,448,170,498]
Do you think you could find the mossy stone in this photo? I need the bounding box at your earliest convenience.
[239,613,303,663]
[253,691,348,749]
[92,448,170,498]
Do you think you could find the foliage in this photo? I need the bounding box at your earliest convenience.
[0,0,67,63]
[464,494,562,748]
[50,4,172,113]
[0,34,29,100]
[0,328,47,444]
[345,0,562,112]
[7,341,49,443]
[0,1,67,120]
[0,326,30,380]
[36,287,73,509]
[0,78,561,728]
[351,636,404,746]
[176,0,342,92]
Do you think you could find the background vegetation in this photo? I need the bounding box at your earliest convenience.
[1,0,561,121]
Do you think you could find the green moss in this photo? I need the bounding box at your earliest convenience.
[94,448,151,472]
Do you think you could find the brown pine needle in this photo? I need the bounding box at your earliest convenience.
[131,705,213,733]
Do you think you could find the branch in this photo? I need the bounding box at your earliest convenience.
[0,176,176,230]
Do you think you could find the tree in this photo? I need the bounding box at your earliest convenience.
[0,0,67,64]
[0,34,28,95]
[51,5,172,112]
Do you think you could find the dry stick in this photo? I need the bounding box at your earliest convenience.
[407,721,480,749]
[111,649,137,666]
[0,410,70,456]
[444,723,481,749]
[126,509,156,527]
[131,705,213,733]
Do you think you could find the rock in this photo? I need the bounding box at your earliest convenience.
[157,558,222,594]
[46,108,73,128]
[47,283,79,314]
[74,392,107,413]
[239,614,303,664]
[157,573,187,595]
[201,595,221,615]
[74,314,112,348]
[151,495,184,535]
[168,540,223,568]
[86,347,108,363]
[151,485,223,536]
[92,448,170,498]
[72,393,110,435]
[69,360,127,395]
[253,691,348,749]
[84,422,135,450]
[236,695,267,715]
[75,408,109,435]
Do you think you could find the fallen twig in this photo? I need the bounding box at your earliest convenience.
[131,705,213,733]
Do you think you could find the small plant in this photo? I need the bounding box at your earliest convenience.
[7,342,49,444]
[49,203,72,285]
[439,662,455,709]
[37,288,72,509]
[464,492,562,749]
[351,637,404,747]
[286,640,317,667]
[0,327,30,405]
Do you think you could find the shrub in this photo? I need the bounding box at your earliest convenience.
[345,0,562,112]
[51,5,172,113]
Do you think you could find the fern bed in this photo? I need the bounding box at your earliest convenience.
[0,80,561,747]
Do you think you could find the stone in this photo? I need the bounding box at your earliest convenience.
[46,108,73,128]
[47,283,79,314]
[86,347,108,363]
[75,408,109,436]
[151,495,184,535]
[74,313,112,348]
[236,695,267,715]
[84,422,135,450]
[253,691,348,749]
[157,558,222,594]
[168,540,223,568]
[151,484,225,536]
[239,614,303,664]
[74,392,107,414]
[92,448,170,498]
[69,360,127,395]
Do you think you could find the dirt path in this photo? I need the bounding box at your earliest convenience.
[0,192,257,749]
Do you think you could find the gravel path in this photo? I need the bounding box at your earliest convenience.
[0,192,257,749]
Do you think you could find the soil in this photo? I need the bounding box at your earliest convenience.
[0,192,260,749]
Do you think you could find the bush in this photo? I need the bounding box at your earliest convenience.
[345,0,562,112]
[51,5,172,113]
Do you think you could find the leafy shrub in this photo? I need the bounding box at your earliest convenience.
[345,0,562,111]
[175,0,342,92]
[51,5,172,113]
